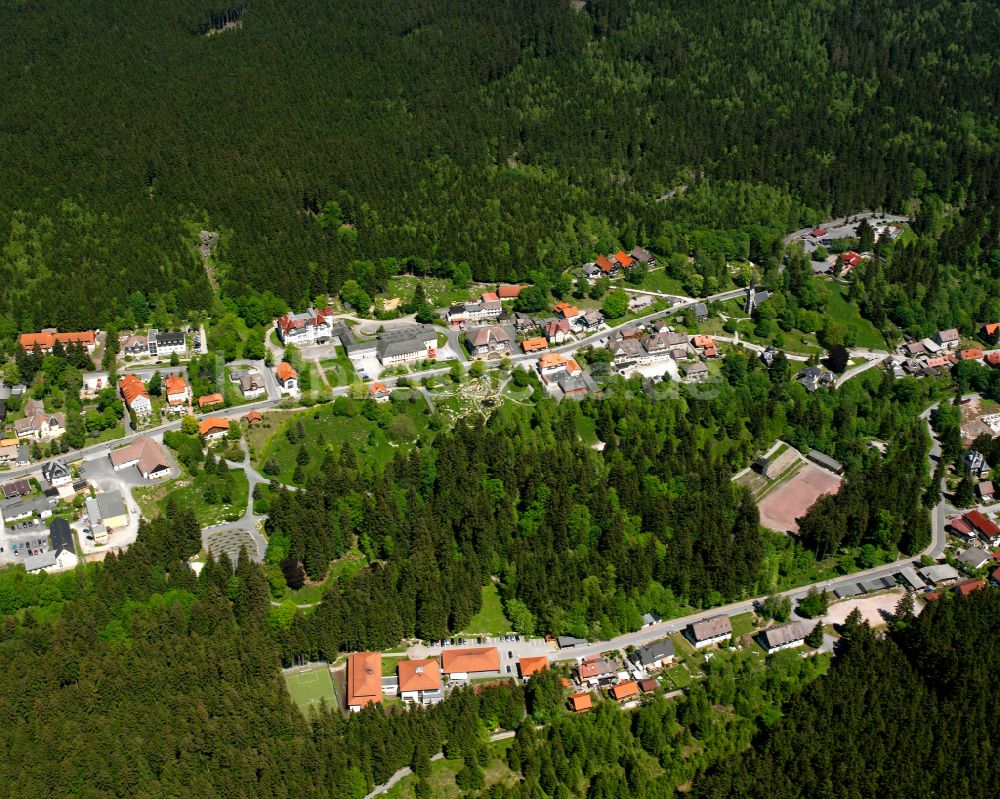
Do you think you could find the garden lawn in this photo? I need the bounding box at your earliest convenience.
[134,466,249,527]
[730,612,756,638]
[636,269,688,296]
[254,395,432,484]
[383,275,481,309]
[463,583,513,636]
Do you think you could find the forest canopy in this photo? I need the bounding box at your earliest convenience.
[1,0,998,326]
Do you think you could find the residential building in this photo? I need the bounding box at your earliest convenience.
[164,375,191,410]
[955,578,984,597]
[518,657,549,680]
[538,352,575,378]
[576,658,616,686]
[0,446,19,465]
[375,325,438,365]
[641,612,660,627]
[797,365,835,392]
[611,337,645,366]
[553,302,580,321]
[976,480,994,502]
[959,348,984,362]
[613,250,634,269]
[147,329,186,357]
[760,621,807,652]
[347,652,383,712]
[582,263,601,279]
[238,371,266,399]
[42,460,72,487]
[556,372,588,398]
[13,408,66,440]
[2,478,31,499]
[19,329,96,353]
[639,678,659,694]
[629,639,675,671]
[694,302,708,322]
[275,308,334,345]
[964,450,991,479]
[981,322,1000,339]
[0,495,54,524]
[544,318,572,344]
[275,362,298,390]
[368,382,391,403]
[919,564,960,584]
[397,659,443,705]
[611,681,639,702]
[521,337,548,354]
[198,392,224,410]
[808,449,844,474]
[568,692,592,712]
[956,547,990,570]
[465,325,511,357]
[595,255,615,274]
[447,296,502,325]
[109,437,171,479]
[685,615,733,648]
[440,647,500,680]
[199,417,230,440]
[119,375,152,417]
[933,328,960,349]
[246,410,263,425]
[630,246,654,264]
[497,284,523,299]
[683,362,709,382]
[964,510,1000,546]
[577,309,605,330]
[122,335,149,357]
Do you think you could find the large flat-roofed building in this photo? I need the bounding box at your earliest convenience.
[376,325,438,365]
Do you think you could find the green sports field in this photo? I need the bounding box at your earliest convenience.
[284,665,338,714]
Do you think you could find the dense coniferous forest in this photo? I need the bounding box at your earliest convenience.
[1,0,998,328]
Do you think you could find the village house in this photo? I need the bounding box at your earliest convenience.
[122,334,149,357]
[760,621,808,653]
[465,325,511,357]
[611,337,645,367]
[976,480,994,502]
[611,681,639,702]
[959,348,984,362]
[537,353,582,381]
[199,417,230,441]
[397,659,444,706]
[544,318,572,345]
[108,436,171,479]
[368,382,390,403]
[2,478,31,499]
[956,547,990,570]
[575,657,617,686]
[683,361,710,382]
[497,284,523,300]
[517,657,549,680]
[440,647,500,681]
[164,375,191,412]
[964,450,990,479]
[568,692,592,712]
[918,564,961,586]
[521,337,548,354]
[613,250,634,270]
[694,303,709,322]
[965,510,1000,547]
[246,410,263,425]
[797,365,835,392]
[934,328,960,349]
[629,639,675,672]
[119,375,152,418]
[274,308,334,345]
[553,302,580,321]
[41,460,72,488]
[275,362,298,391]
[582,262,601,279]
[375,325,438,365]
[13,402,66,440]
[595,255,616,275]
[685,615,733,648]
[630,246,654,265]
[955,578,984,597]
[347,652,383,712]
[198,392,224,410]
[19,329,97,354]
[238,370,266,399]
[576,309,605,331]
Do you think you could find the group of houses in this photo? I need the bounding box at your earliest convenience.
[606,322,715,382]
[536,353,589,398]
[948,509,1000,549]
[889,327,989,378]
[581,246,655,280]
[348,646,532,712]
[445,286,523,330]
[19,329,97,354]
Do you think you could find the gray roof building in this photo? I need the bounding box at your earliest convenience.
[920,564,960,584]
[896,567,927,591]
[631,639,675,668]
[761,621,807,650]
[687,614,732,643]
[807,449,844,474]
[957,547,991,569]
[96,491,127,520]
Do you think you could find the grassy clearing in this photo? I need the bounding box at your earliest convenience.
[815,280,885,348]
[383,275,481,309]
[284,665,338,714]
[464,583,513,636]
[254,395,432,484]
[133,465,249,526]
[635,269,687,296]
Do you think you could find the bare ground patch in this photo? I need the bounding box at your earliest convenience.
[758,463,842,534]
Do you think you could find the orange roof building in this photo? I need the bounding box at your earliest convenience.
[198,392,224,409]
[164,375,190,404]
[198,417,230,438]
[347,652,383,711]
[518,657,549,679]
[521,337,548,353]
[368,381,390,401]
[118,374,149,404]
[538,352,570,372]
[614,250,634,268]
[595,255,615,274]
[553,302,580,319]
[497,284,523,299]
[569,692,593,712]
[440,647,500,676]
[481,291,500,303]
[276,361,298,384]
[611,681,639,701]
[959,348,984,361]
[397,659,442,695]
[20,329,96,352]
[246,410,263,424]
[983,323,1000,336]
[692,335,715,348]
[955,578,984,597]
[986,352,1000,366]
